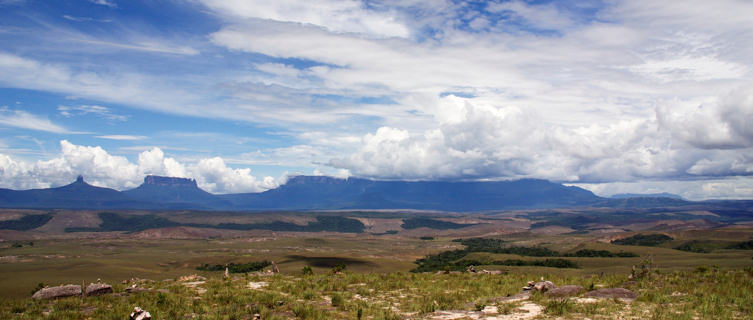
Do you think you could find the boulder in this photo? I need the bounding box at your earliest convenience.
[129,307,151,320]
[32,284,82,300]
[534,281,556,292]
[86,283,113,296]
[546,285,584,297]
[584,288,638,301]
[522,278,556,292]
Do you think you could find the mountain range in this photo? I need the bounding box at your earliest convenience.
[0,175,702,211]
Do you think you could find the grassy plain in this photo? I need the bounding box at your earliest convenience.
[1,208,753,318]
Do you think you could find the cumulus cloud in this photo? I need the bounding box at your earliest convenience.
[331,94,753,184]
[657,87,753,149]
[0,141,277,193]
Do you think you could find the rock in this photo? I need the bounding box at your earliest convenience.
[178,274,206,282]
[546,285,584,297]
[85,283,113,296]
[534,281,556,292]
[32,285,82,300]
[479,269,502,275]
[129,307,152,320]
[584,288,638,301]
[125,286,150,293]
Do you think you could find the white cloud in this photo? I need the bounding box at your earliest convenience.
[0,141,277,193]
[199,0,410,38]
[58,105,128,121]
[331,94,753,184]
[573,176,753,201]
[2,1,753,199]
[89,0,116,8]
[76,39,199,56]
[0,108,71,134]
[96,135,146,141]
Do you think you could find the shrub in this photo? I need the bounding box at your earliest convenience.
[302,265,314,276]
[331,293,344,307]
[331,262,346,274]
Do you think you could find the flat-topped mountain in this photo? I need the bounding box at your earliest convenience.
[224,176,604,211]
[0,175,712,211]
[141,175,199,187]
[123,175,227,209]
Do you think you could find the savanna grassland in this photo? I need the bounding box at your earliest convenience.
[1,208,753,319]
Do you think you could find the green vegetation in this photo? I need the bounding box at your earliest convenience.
[302,266,313,276]
[455,238,559,256]
[411,238,640,272]
[564,249,639,258]
[419,236,434,240]
[66,212,178,232]
[196,261,271,273]
[330,262,347,274]
[674,241,712,253]
[0,213,53,231]
[728,239,753,250]
[371,230,398,235]
[401,218,477,230]
[214,216,365,233]
[66,213,365,233]
[3,268,753,319]
[611,234,674,246]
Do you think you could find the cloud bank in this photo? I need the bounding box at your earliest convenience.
[0,141,278,193]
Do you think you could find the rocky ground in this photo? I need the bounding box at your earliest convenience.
[3,266,752,319]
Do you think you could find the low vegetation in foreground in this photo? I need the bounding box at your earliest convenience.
[2,266,753,319]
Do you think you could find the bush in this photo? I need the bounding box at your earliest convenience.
[331,293,344,307]
[302,265,314,276]
[331,262,346,274]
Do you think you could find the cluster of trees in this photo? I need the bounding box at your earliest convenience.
[196,261,271,273]
[66,212,178,232]
[401,218,477,230]
[611,234,674,246]
[0,213,53,231]
[66,212,365,233]
[412,237,641,272]
[728,240,753,250]
[563,249,639,258]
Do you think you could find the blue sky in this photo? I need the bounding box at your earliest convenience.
[1,0,752,199]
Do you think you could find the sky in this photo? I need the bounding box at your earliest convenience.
[0,0,752,200]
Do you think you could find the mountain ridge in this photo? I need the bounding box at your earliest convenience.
[0,174,711,211]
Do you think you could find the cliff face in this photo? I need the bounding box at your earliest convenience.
[142,175,198,187]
